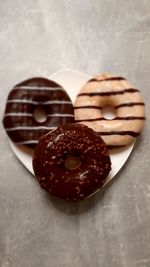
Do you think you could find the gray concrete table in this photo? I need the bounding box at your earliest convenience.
[0,1,150,267]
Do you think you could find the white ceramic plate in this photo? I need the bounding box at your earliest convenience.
[9,69,135,186]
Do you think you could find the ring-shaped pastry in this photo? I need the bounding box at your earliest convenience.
[74,73,145,149]
[3,77,74,147]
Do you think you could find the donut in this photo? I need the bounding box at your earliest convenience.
[3,77,74,147]
[32,123,111,201]
[74,73,145,149]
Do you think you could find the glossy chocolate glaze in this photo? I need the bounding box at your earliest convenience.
[3,77,74,147]
[32,124,111,201]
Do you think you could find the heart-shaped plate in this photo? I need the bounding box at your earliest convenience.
[9,69,135,186]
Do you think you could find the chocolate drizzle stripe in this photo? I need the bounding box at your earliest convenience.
[5,126,57,131]
[107,145,126,149]
[75,116,145,122]
[7,99,72,105]
[74,105,102,110]
[97,131,140,137]
[88,76,126,83]
[14,86,64,91]
[115,102,145,108]
[74,102,145,110]
[77,88,139,97]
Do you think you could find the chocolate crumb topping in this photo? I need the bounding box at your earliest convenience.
[32,123,111,201]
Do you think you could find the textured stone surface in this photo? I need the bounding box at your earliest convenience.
[0,1,150,267]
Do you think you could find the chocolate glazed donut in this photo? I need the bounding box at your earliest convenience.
[3,77,74,147]
[33,124,111,201]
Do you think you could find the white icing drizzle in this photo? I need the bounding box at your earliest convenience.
[4,113,33,117]
[7,99,39,104]
[7,99,72,105]
[6,126,57,131]
[14,86,64,91]
[44,100,72,105]
[15,140,39,144]
[47,114,74,117]
[4,112,74,118]
[4,112,73,118]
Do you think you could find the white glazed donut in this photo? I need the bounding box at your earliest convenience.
[74,73,145,149]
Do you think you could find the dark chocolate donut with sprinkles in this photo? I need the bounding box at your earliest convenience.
[3,77,74,147]
[32,124,111,201]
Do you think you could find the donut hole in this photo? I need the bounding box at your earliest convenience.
[65,154,81,170]
[102,106,116,120]
[33,105,47,123]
